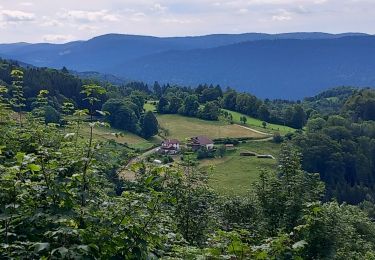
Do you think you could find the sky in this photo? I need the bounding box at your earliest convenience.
[0,0,374,43]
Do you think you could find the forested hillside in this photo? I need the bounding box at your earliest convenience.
[1,33,375,99]
[121,36,375,99]
[1,58,375,204]
[1,60,375,258]
[1,32,368,70]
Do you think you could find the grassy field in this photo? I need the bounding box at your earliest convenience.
[80,124,158,150]
[201,140,281,196]
[222,109,295,135]
[157,114,268,141]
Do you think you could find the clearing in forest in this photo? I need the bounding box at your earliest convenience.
[157,114,268,140]
[221,109,295,135]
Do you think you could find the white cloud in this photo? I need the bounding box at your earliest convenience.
[19,2,33,7]
[59,10,119,23]
[161,18,194,24]
[40,17,63,27]
[43,34,74,43]
[272,15,292,21]
[272,9,292,21]
[0,9,35,22]
[130,12,147,22]
[238,8,249,14]
[152,3,168,13]
[78,25,100,31]
[293,5,311,14]
[314,0,328,4]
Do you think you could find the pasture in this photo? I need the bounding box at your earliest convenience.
[222,109,295,135]
[201,140,281,196]
[81,124,158,150]
[157,114,268,141]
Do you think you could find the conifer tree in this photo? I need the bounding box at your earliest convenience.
[0,85,10,123]
[10,69,25,125]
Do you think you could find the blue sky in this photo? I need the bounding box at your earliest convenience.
[0,0,374,43]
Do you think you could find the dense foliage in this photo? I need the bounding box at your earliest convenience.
[1,68,375,258]
[0,59,160,139]
[293,89,375,204]
[2,59,375,206]
[155,83,308,129]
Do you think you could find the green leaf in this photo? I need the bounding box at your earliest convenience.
[52,247,69,257]
[292,240,307,249]
[28,164,42,173]
[33,242,50,252]
[145,176,155,185]
[16,152,25,163]
[0,145,5,155]
[77,245,89,252]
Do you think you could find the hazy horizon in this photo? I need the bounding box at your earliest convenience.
[2,31,374,45]
[1,0,375,43]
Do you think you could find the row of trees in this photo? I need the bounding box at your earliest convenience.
[223,89,308,129]
[155,83,308,128]
[158,94,221,121]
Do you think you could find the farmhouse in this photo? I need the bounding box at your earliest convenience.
[160,139,180,154]
[189,136,214,150]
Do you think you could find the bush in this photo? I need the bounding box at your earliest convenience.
[273,132,283,143]
[213,137,252,145]
[44,105,61,124]
[197,148,215,160]
[284,132,294,140]
[162,155,174,164]
[216,145,226,158]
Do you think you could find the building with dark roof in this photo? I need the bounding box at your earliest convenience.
[188,136,214,150]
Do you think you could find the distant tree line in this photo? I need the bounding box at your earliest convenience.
[154,82,307,128]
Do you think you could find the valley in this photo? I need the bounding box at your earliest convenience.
[1,30,375,258]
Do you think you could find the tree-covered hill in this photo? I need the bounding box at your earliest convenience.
[1,32,368,71]
[120,36,375,99]
[1,58,375,205]
[1,33,375,99]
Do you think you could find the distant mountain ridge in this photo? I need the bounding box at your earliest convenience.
[1,32,374,99]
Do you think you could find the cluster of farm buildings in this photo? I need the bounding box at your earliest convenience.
[158,136,214,155]
[157,135,274,160]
